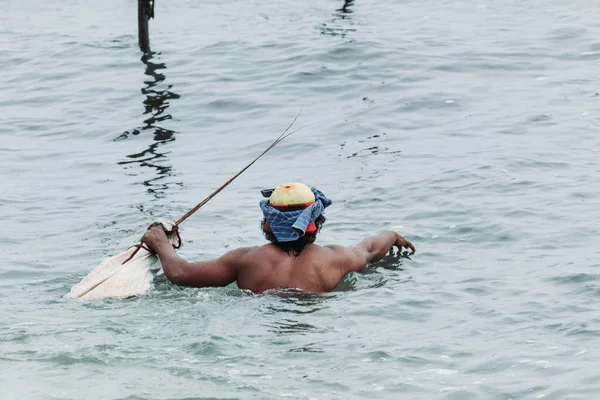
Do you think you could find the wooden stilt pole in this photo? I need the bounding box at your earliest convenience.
[138,0,153,53]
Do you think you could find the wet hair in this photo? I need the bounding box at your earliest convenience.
[261,215,326,256]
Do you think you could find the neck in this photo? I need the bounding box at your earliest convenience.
[270,241,314,256]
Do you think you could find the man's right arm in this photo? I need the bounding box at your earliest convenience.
[327,231,416,275]
[141,226,246,288]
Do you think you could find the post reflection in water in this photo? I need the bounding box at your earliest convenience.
[115,51,181,199]
[321,0,356,38]
[338,0,355,13]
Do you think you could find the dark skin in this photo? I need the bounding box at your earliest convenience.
[141,226,416,293]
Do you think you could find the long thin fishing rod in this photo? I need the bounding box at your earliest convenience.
[120,109,302,265]
[175,108,302,225]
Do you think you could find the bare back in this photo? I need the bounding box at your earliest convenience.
[235,244,351,293]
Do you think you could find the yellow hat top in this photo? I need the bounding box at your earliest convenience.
[269,182,315,206]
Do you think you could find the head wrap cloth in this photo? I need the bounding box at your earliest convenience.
[260,187,332,242]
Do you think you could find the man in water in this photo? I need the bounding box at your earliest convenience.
[141,182,415,293]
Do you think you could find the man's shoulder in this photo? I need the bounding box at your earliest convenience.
[322,243,352,254]
[226,244,280,259]
[220,246,258,261]
[321,244,364,264]
[306,244,357,263]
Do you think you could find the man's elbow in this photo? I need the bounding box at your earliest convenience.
[162,260,188,286]
[349,247,370,271]
[163,269,183,286]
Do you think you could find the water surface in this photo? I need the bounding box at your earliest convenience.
[2,0,600,398]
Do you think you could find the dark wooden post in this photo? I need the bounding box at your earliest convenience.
[138,0,154,53]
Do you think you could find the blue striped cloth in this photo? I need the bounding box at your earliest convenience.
[260,187,332,242]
